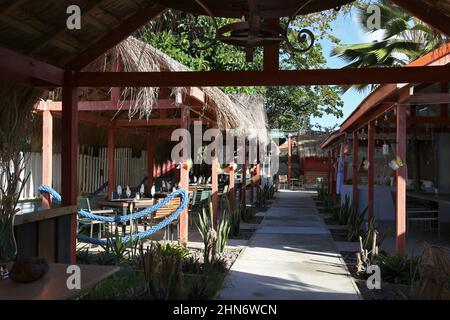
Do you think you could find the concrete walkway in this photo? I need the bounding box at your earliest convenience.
[216,190,361,300]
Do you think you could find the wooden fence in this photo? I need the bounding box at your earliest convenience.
[18,146,148,199]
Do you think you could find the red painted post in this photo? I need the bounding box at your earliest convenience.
[331,147,336,195]
[368,122,375,221]
[179,106,190,246]
[229,161,235,212]
[396,105,407,255]
[352,131,359,208]
[61,71,78,264]
[42,109,53,209]
[287,134,292,188]
[343,138,348,182]
[327,150,332,192]
[250,165,254,203]
[107,126,115,200]
[212,154,219,225]
[241,140,247,205]
[147,136,154,191]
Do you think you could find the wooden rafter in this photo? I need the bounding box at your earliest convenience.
[26,0,108,54]
[74,65,450,87]
[392,0,450,37]
[65,4,166,70]
[0,46,64,86]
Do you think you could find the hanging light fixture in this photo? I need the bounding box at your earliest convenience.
[186,0,317,61]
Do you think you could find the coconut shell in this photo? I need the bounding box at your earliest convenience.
[10,257,49,283]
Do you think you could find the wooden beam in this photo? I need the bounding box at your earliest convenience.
[441,83,449,117]
[0,46,64,86]
[392,0,450,37]
[115,118,208,127]
[367,121,375,222]
[51,111,111,127]
[179,105,189,246]
[147,135,154,191]
[42,109,53,209]
[352,131,359,208]
[107,126,115,200]
[42,99,185,111]
[27,0,107,54]
[241,140,247,205]
[40,109,55,262]
[263,19,279,71]
[396,105,407,255]
[403,92,450,105]
[287,134,292,187]
[66,4,166,70]
[75,65,450,87]
[60,71,78,264]
[229,161,235,212]
[343,138,348,182]
[212,149,219,225]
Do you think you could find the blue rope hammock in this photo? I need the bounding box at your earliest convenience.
[37,184,189,245]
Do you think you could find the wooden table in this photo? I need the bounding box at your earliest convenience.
[0,263,118,300]
[408,191,450,204]
[97,198,156,214]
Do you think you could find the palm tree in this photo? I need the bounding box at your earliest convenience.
[332,0,449,92]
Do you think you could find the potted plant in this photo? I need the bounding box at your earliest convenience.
[0,84,38,279]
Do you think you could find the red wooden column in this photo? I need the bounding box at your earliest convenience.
[368,122,375,221]
[107,126,116,200]
[179,105,190,246]
[250,165,254,203]
[229,160,235,212]
[331,148,336,195]
[343,138,349,182]
[396,105,407,255]
[241,139,247,205]
[327,150,332,192]
[40,108,55,262]
[287,134,292,188]
[352,131,359,208]
[147,135,154,191]
[211,151,219,225]
[60,71,78,264]
[42,109,53,209]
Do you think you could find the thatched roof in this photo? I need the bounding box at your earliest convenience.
[229,94,269,146]
[297,130,330,159]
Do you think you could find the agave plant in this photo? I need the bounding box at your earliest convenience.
[101,227,129,264]
[196,195,230,265]
[141,242,184,300]
[346,205,367,242]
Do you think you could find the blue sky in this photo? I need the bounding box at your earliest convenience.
[310,8,374,128]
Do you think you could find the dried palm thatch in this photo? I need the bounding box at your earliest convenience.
[415,243,450,300]
[297,130,330,159]
[84,37,243,131]
[80,37,270,143]
[229,94,269,146]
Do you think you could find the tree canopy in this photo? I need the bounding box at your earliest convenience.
[136,8,348,131]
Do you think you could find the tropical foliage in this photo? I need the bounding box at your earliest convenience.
[136,9,348,130]
[332,0,449,92]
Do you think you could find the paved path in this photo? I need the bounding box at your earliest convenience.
[216,190,361,300]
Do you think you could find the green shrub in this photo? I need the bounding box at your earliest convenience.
[346,205,367,242]
[338,195,352,225]
[378,253,420,285]
[159,242,190,260]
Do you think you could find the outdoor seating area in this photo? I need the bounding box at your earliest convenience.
[2,0,450,304]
